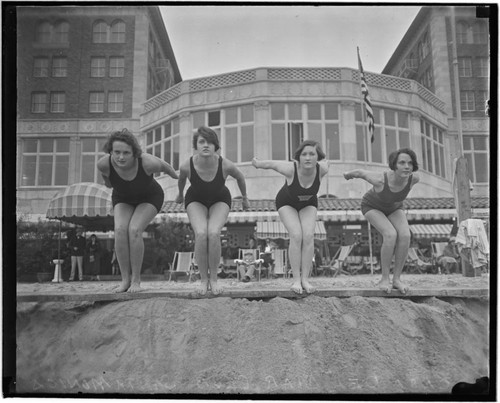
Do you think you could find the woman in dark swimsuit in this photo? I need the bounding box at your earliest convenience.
[344,148,420,294]
[97,129,178,293]
[176,126,249,296]
[252,140,329,295]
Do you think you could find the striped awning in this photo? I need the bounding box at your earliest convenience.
[46,182,114,230]
[410,224,452,239]
[256,221,327,240]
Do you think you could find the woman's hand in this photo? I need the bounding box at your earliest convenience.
[241,195,250,210]
[175,194,184,204]
[251,158,260,169]
[343,172,353,180]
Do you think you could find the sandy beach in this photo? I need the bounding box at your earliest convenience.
[16,273,490,395]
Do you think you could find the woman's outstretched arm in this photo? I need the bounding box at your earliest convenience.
[343,169,383,187]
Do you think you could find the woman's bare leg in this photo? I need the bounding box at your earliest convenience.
[113,203,135,292]
[126,203,159,293]
[279,206,303,294]
[298,206,318,294]
[186,202,210,296]
[364,210,398,293]
[207,202,230,295]
[388,209,411,293]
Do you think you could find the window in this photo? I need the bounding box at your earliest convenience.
[460,91,475,111]
[36,21,51,43]
[50,92,65,113]
[109,57,124,77]
[477,58,489,77]
[456,21,470,44]
[420,118,446,178]
[463,136,488,183]
[108,91,123,113]
[52,56,67,77]
[146,118,181,172]
[33,57,49,77]
[90,57,106,77]
[110,20,125,43]
[458,57,472,77]
[81,138,106,184]
[89,92,104,113]
[421,32,430,59]
[473,22,488,44]
[31,92,47,113]
[21,138,70,186]
[92,21,107,43]
[477,91,488,112]
[54,21,69,43]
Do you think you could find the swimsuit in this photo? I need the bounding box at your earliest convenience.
[361,172,413,216]
[184,156,232,209]
[275,162,321,211]
[108,155,164,212]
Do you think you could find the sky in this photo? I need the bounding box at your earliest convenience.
[160,5,422,80]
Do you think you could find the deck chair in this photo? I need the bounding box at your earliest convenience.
[362,256,380,273]
[406,248,433,274]
[167,252,195,281]
[325,244,355,277]
[271,249,288,278]
[235,249,264,281]
[431,242,458,274]
[431,242,448,266]
[345,255,364,275]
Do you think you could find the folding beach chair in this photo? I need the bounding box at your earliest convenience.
[345,255,364,275]
[362,256,380,273]
[166,251,195,281]
[235,249,264,281]
[406,248,433,274]
[271,249,288,278]
[325,244,355,277]
[431,242,458,274]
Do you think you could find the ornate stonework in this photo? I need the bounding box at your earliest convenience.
[254,100,269,110]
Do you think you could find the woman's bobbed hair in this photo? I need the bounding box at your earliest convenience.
[388,148,419,172]
[293,140,326,162]
[192,126,220,151]
[103,129,142,158]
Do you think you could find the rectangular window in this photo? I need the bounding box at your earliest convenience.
[91,57,106,78]
[307,122,322,144]
[192,111,205,129]
[307,103,321,120]
[108,91,123,113]
[50,92,65,113]
[31,92,47,113]
[460,91,475,111]
[477,91,488,112]
[225,127,238,162]
[271,103,285,120]
[477,58,489,77]
[271,124,286,160]
[109,57,125,77]
[208,111,220,127]
[52,57,67,77]
[240,125,254,162]
[458,57,472,77]
[386,128,398,157]
[356,125,366,162]
[463,135,489,183]
[325,123,340,160]
[371,128,382,163]
[33,57,49,77]
[89,92,104,113]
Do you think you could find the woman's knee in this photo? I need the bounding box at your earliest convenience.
[288,231,303,244]
[381,228,398,244]
[114,226,128,239]
[207,228,222,243]
[396,229,411,243]
[193,228,208,242]
[128,225,144,240]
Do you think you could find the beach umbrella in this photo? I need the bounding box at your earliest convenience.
[46,182,114,232]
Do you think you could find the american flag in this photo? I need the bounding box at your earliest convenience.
[357,47,375,143]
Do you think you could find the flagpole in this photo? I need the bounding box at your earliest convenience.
[357,47,374,275]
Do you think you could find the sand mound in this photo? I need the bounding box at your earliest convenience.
[16,291,489,394]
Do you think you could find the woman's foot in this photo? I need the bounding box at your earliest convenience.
[197,280,209,296]
[210,281,224,296]
[114,280,131,293]
[128,282,142,293]
[377,278,392,294]
[392,279,409,294]
[301,279,316,294]
[291,281,303,295]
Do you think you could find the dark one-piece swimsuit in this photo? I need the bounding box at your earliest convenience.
[361,171,413,216]
[184,156,232,209]
[275,162,321,211]
[108,155,164,212]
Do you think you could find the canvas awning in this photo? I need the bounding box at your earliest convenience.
[410,224,452,239]
[256,221,327,240]
[46,182,114,231]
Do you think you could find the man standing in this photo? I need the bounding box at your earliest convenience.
[68,230,86,281]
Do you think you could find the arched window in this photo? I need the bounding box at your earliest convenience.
[92,21,107,43]
[36,21,51,43]
[473,21,487,44]
[110,20,125,43]
[421,32,430,59]
[54,20,69,43]
[456,21,469,44]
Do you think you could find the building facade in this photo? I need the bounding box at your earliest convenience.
[16,5,181,216]
[382,6,490,196]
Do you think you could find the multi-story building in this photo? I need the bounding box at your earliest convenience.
[382,5,490,196]
[16,5,181,216]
